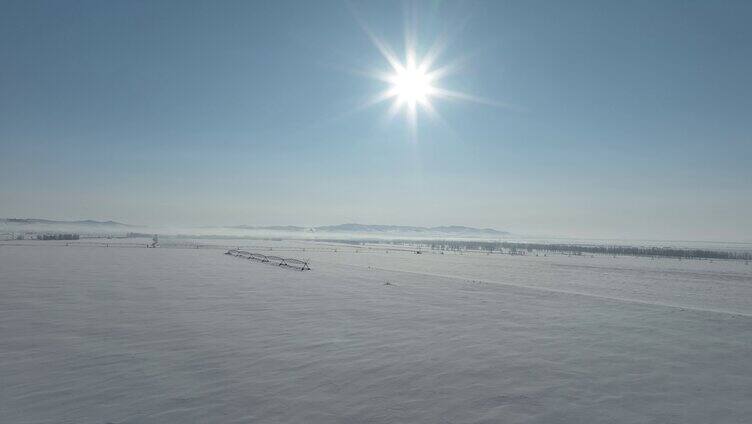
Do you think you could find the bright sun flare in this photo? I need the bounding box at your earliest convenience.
[356,12,498,139]
[371,47,446,132]
[389,63,434,107]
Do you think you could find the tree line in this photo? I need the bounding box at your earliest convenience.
[318,238,751,261]
[423,240,751,261]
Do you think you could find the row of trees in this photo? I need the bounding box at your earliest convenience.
[313,238,751,261]
[37,233,80,240]
[422,240,751,261]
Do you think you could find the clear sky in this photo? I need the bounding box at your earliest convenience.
[1,0,751,241]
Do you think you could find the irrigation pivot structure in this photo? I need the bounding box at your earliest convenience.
[225,249,311,271]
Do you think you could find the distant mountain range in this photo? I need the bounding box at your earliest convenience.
[1,219,508,237]
[2,218,132,227]
[229,223,508,236]
[314,223,508,236]
[230,225,308,232]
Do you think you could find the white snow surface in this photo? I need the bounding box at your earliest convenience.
[1,240,751,423]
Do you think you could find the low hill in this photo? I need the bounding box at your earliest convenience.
[313,223,508,236]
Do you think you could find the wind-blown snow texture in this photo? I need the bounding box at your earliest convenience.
[1,241,751,423]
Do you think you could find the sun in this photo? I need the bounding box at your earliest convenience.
[353,9,500,140]
[360,33,473,137]
[368,46,446,133]
[389,61,435,108]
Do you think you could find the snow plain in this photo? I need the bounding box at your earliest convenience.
[1,240,751,423]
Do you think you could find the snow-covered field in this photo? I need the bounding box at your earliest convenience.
[1,240,751,423]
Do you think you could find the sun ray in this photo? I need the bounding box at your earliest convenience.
[346,3,511,140]
[386,96,404,122]
[432,87,522,111]
[347,3,404,73]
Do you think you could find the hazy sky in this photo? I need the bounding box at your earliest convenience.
[1,0,751,241]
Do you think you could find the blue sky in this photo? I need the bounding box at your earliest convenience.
[1,0,750,240]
